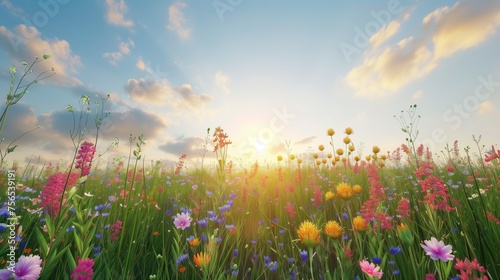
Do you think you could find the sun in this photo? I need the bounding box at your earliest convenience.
[254,141,267,153]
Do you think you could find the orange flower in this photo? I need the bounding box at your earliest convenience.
[353,216,369,232]
[152,231,159,236]
[179,266,186,273]
[23,248,32,254]
[324,221,343,239]
[352,185,362,194]
[188,237,200,247]
[336,182,353,200]
[297,220,321,248]
[193,252,211,268]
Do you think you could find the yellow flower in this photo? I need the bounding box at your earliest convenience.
[297,220,321,248]
[372,146,380,154]
[343,137,351,145]
[348,144,355,152]
[353,216,369,232]
[277,155,283,162]
[297,158,302,164]
[325,191,335,201]
[313,153,319,159]
[352,184,362,194]
[318,144,325,151]
[327,128,335,136]
[324,221,343,239]
[336,148,344,156]
[193,252,211,268]
[188,237,200,247]
[289,154,295,160]
[316,160,321,166]
[322,158,327,164]
[378,161,385,168]
[344,127,353,135]
[335,156,340,162]
[336,182,353,200]
[354,155,360,162]
[380,154,387,160]
[327,153,332,159]
[365,155,371,161]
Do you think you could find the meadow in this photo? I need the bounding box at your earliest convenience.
[1,59,500,279]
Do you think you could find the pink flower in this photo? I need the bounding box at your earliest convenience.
[421,237,454,262]
[173,212,192,230]
[359,260,383,279]
[0,254,42,280]
[40,172,79,217]
[75,141,96,177]
[71,258,94,280]
[110,220,123,241]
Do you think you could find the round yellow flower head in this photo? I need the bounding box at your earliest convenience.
[365,155,371,161]
[335,156,340,162]
[324,220,343,239]
[354,155,360,162]
[343,137,351,145]
[336,148,344,156]
[348,145,355,152]
[380,154,387,160]
[336,182,353,200]
[322,158,327,164]
[297,220,321,248]
[297,158,303,164]
[344,127,353,135]
[316,160,321,166]
[318,144,325,151]
[327,153,332,159]
[313,153,319,159]
[327,128,335,136]
[372,146,380,154]
[325,191,335,201]
[277,155,283,162]
[352,184,362,194]
[353,216,369,232]
[378,161,385,168]
[289,154,295,160]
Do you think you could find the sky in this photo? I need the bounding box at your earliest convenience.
[0,0,499,168]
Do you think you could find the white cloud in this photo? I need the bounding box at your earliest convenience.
[105,0,134,27]
[0,24,82,86]
[103,38,134,65]
[345,2,500,98]
[1,0,25,17]
[136,57,146,70]
[167,2,191,39]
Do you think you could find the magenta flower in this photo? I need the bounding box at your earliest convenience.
[173,212,192,230]
[70,258,94,280]
[40,172,79,217]
[110,220,123,242]
[359,260,383,279]
[0,254,42,280]
[421,237,454,262]
[75,141,96,177]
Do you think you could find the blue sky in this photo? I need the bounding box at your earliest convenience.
[0,0,499,166]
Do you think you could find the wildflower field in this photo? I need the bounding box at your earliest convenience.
[1,60,500,280]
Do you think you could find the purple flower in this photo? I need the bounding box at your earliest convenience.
[420,237,454,262]
[299,250,308,262]
[197,219,207,228]
[173,212,192,230]
[0,254,42,280]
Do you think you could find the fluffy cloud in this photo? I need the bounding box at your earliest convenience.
[103,38,134,65]
[105,0,134,27]
[125,79,212,110]
[477,100,493,114]
[345,2,500,97]
[159,136,211,157]
[167,2,191,39]
[0,24,82,86]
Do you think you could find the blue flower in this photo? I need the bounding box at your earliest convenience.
[300,250,308,262]
[372,256,382,264]
[389,246,402,255]
[177,254,188,264]
[269,261,278,271]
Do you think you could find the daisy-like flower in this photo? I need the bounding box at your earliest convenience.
[324,220,343,239]
[297,220,321,248]
[325,191,335,201]
[0,254,42,280]
[359,260,383,279]
[353,216,369,232]
[174,212,192,230]
[336,182,353,200]
[193,252,211,268]
[421,237,454,262]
